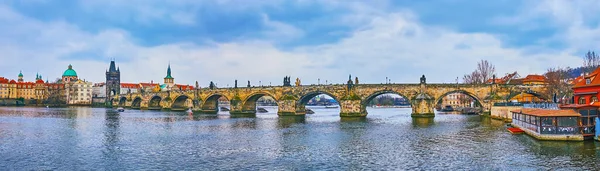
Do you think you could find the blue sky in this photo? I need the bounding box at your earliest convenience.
[0,0,598,86]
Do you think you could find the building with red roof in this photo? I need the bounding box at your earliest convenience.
[523,74,546,85]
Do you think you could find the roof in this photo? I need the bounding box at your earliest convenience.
[18,71,23,77]
[523,74,546,83]
[573,67,600,88]
[175,84,194,90]
[62,64,78,77]
[36,79,45,84]
[0,77,9,84]
[510,108,580,117]
[165,64,173,79]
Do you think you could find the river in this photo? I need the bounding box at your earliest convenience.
[0,107,598,170]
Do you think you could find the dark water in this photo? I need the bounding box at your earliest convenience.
[0,107,599,170]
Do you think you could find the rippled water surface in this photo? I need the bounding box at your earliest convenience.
[1,107,599,170]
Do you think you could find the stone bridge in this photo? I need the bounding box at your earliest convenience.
[112,79,546,118]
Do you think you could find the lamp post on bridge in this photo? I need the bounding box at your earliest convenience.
[386,77,388,84]
[318,78,320,85]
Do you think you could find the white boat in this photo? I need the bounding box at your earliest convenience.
[117,107,125,112]
[325,105,339,109]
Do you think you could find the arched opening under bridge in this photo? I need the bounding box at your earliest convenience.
[362,91,412,117]
[297,91,340,116]
[435,90,483,114]
[242,93,278,115]
[171,95,193,111]
[118,97,127,107]
[131,97,142,109]
[148,96,162,110]
[201,94,229,114]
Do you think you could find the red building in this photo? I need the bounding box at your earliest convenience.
[561,67,600,137]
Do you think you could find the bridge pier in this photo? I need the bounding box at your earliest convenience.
[340,100,366,117]
[277,100,305,116]
[411,93,435,118]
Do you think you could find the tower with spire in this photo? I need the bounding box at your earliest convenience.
[18,71,23,82]
[106,60,121,99]
[164,63,175,89]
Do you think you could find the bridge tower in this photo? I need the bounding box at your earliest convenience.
[106,60,120,106]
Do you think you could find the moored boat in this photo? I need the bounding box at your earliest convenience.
[441,105,454,112]
[507,127,524,134]
[257,107,268,113]
[117,107,125,112]
[511,109,584,141]
[220,107,230,111]
[305,108,315,114]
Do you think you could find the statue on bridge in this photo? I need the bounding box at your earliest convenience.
[209,81,215,90]
[283,76,291,86]
[347,74,354,90]
[234,80,238,88]
[420,75,426,84]
[295,78,301,86]
[195,81,199,89]
[355,77,359,84]
[247,80,251,87]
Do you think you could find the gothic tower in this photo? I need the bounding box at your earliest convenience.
[106,60,120,99]
[164,63,174,89]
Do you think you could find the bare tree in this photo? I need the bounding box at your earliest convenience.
[463,60,496,84]
[544,67,572,102]
[584,51,600,73]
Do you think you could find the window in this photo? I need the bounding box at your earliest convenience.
[579,97,586,104]
[592,96,598,103]
[586,79,591,84]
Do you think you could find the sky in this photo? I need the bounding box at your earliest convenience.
[0,0,599,87]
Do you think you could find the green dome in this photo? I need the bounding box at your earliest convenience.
[18,71,23,77]
[62,64,78,77]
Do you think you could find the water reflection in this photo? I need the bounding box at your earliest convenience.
[229,114,257,118]
[277,116,305,128]
[340,117,368,123]
[103,109,121,162]
[412,117,434,128]
[1,107,599,170]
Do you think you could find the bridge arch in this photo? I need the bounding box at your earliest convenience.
[148,96,162,110]
[362,90,412,106]
[434,90,484,109]
[171,95,193,111]
[241,92,278,113]
[131,97,142,109]
[298,91,341,105]
[201,93,229,113]
[118,96,127,107]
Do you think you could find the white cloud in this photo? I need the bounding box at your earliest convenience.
[0,1,589,88]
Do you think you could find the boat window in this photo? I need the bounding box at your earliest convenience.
[580,109,589,116]
[592,96,599,102]
[590,109,598,116]
[532,116,538,125]
[557,117,578,127]
[541,117,554,126]
[582,117,589,126]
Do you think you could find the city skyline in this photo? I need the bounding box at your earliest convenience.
[0,1,597,86]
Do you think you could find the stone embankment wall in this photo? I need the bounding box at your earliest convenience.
[491,106,523,122]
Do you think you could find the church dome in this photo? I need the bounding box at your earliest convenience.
[62,64,78,77]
